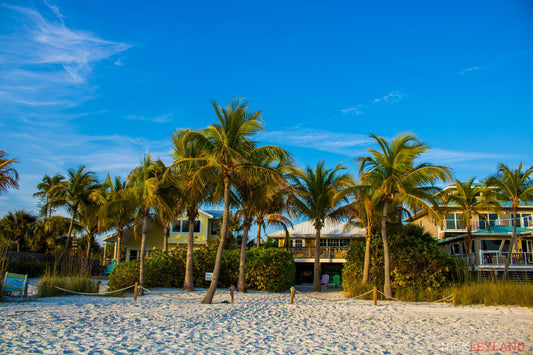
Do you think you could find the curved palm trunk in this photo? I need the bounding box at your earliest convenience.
[256,223,262,247]
[313,227,321,292]
[85,232,94,271]
[63,206,78,260]
[138,209,149,296]
[238,218,252,292]
[184,207,198,292]
[362,232,372,284]
[464,225,476,274]
[202,176,231,304]
[381,200,392,298]
[115,228,123,266]
[503,209,518,281]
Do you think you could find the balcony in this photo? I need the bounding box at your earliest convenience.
[288,247,350,259]
[441,216,532,233]
[453,251,533,268]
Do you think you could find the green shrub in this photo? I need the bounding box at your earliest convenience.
[38,273,100,297]
[108,246,295,292]
[343,224,465,296]
[5,260,51,277]
[246,247,295,292]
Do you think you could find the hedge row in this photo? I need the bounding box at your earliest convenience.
[108,247,295,292]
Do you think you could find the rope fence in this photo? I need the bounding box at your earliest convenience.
[53,284,135,296]
[138,286,206,300]
[289,286,456,306]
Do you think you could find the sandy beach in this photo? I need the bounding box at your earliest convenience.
[0,283,531,355]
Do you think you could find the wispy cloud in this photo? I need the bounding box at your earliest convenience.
[124,113,175,123]
[340,90,405,115]
[424,148,512,164]
[259,127,373,156]
[0,2,131,107]
[455,51,532,76]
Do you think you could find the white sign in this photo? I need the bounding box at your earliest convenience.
[205,272,213,281]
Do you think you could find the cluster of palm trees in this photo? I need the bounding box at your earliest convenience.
[1,99,532,301]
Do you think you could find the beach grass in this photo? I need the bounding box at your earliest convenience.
[37,270,100,297]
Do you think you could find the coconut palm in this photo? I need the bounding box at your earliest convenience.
[173,98,289,304]
[128,154,166,291]
[486,163,533,280]
[357,133,451,297]
[289,161,352,291]
[49,166,99,260]
[0,150,19,193]
[0,210,37,252]
[438,178,500,272]
[233,154,293,292]
[91,175,136,266]
[77,196,102,267]
[34,174,64,218]
[154,172,184,253]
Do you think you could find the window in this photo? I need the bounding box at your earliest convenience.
[511,213,532,228]
[291,240,303,248]
[209,220,221,236]
[478,213,499,229]
[319,239,351,247]
[129,250,138,261]
[172,219,201,233]
[481,239,509,252]
[451,244,461,255]
[445,213,464,230]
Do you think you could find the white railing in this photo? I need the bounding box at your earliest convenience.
[441,215,532,232]
[289,247,350,259]
[479,251,533,266]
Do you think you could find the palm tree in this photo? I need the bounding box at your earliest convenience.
[357,133,451,297]
[486,163,533,280]
[289,161,353,291]
[0,150,19,193]
[439,178,500,272]
[49,166,99,260]
[91,175,136,266]
[154,171,184,253]
[77,196,102,267]
[128,154,166,292]
[170,134,214,292]
[0,211,37,252]
[173,98,289,304]
[34,174,64,218]
[233,155,293,292]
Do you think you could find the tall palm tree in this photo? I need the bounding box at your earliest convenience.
[289,161,352,291]
[173,98,289,304]
[0,210,37,252]
[49,166,99,260]
[170,134,214,292]
[357,133,451,297]
[77,196,102,266]
[0,150,19,193]
[91,175,136,266]
[486,163,533,280]
[34,174,64,218]
[233,154,293,292]
[128,154,166,291]
[154,171,184,253]
[439,178,500,271]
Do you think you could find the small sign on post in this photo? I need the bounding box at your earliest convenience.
[205,272,213,281]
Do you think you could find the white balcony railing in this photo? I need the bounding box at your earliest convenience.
[479,251,533,266]
[441,216,532,232]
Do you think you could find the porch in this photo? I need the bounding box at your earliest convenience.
[288,246,350,260]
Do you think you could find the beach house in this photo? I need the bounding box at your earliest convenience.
[268,220,365,284]
[102,210,223,262]
[407,184,533,280]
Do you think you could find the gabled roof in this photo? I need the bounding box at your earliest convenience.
[201,210,223,218]
[268,219,365,239]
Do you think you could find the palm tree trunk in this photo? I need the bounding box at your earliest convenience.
[202,175,231,304]
[238,218,252,292]
[465,225,476,274]
[85,232,93,271]
[115,228,122,266]
[138,209,149,295]
[313,226,321,292]
[64,207,77,259]
[184,207,198,292]
[163,224,169,252]
[362,233,372,284]
[382,200,392,298]
[16,238,20,253]
[256,223,262,247]
[503,209,518,281]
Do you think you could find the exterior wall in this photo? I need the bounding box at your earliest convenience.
[168,214,210,245]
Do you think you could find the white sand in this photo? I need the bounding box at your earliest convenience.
[0,285,531,354]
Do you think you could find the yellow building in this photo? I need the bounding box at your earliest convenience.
[102,210,223,262]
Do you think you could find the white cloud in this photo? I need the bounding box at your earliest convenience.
[424,148,512,164]
[124,113,175,123]
[341,90,405,115]
[457,65,481,75]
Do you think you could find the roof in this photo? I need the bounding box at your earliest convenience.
[438,225,533,244]
[201,210,223,218]
[268,219,366,239]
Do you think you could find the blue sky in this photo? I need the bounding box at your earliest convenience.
[1,0,532,217]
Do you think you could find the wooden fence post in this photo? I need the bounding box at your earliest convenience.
[230,285,235,304]
[452,292,457,306]
[134,282,138,300]
[373,286,378,306]
[290,286,295,304]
